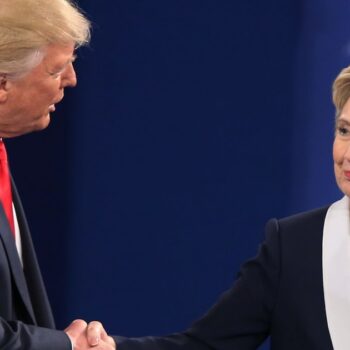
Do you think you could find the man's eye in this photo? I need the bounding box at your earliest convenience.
[49,70,63,79]
[50,73,59,79]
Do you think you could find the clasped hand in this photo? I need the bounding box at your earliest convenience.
[65,319,116,350]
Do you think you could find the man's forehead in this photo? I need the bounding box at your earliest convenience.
[43,44,75,65]
[45,43,75,58]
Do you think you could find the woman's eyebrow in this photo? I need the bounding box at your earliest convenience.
[337,117,350,125]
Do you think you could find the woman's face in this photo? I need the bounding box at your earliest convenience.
[333,97,350,196]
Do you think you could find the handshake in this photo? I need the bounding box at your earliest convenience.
[65,319,116,350]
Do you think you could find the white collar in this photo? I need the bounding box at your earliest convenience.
[323,196,350,349]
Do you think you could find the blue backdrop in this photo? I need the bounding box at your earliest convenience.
[6,1,350,349]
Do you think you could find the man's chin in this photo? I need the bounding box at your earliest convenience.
[0,114,52,138]
[34,114,51,131]
[15,115,51,137]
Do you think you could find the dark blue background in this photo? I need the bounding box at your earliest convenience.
[7,0,350,349]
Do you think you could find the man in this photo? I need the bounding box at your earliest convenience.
[0,0,115,349]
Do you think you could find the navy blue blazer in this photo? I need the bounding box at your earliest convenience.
[0,181,71,349]
[117,206,335,349]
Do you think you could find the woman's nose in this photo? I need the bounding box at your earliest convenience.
[343,143,350,162]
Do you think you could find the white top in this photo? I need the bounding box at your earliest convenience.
[323,196,350,350]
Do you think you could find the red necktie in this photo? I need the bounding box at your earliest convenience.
[0,140,15,237]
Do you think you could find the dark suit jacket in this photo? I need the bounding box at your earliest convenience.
[0,181,71,349]
[117,206,335,349]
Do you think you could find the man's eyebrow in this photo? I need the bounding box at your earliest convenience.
[50,54,77,73]
[62,54,77,66]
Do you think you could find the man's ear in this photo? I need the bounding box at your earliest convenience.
[0,75,9,103]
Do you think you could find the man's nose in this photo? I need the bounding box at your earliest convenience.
[61,63,77,88]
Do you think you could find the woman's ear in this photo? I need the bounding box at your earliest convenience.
[0,75,9,103]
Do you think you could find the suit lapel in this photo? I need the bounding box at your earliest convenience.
[0,203,36,324]
[11,179,55,328]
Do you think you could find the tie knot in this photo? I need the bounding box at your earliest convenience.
[0,139,14,237]
[0,141,8,162]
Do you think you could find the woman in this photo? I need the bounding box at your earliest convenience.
[116,66,350,350]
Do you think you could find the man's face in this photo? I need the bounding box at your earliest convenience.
[0,43,77,138]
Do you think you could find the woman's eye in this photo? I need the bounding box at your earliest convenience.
[337,126,349,136]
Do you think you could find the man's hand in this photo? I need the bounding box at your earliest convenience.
[65,319,116,350]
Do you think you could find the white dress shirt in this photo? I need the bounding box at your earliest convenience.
[12,202,23,265]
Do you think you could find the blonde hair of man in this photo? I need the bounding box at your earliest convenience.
[0,0,91,78]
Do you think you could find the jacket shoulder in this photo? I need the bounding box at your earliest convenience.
[264,206,330,244]
[263,207,331,258]
[278,206,329,228]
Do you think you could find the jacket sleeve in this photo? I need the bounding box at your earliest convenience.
[0,318,72,350]
[116,218,281,350]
